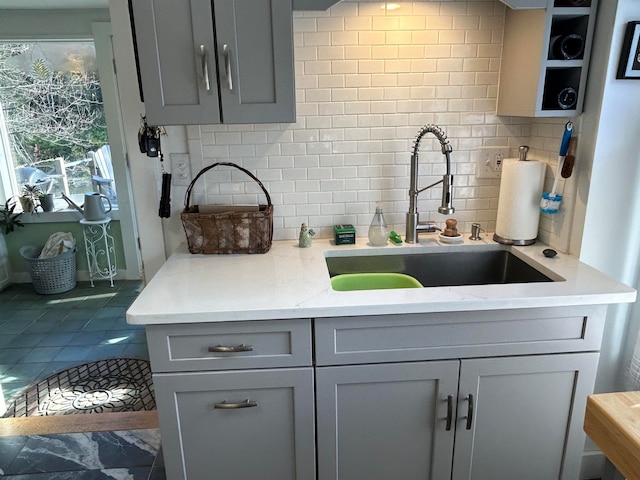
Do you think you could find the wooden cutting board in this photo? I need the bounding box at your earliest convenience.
[584,391,640,480]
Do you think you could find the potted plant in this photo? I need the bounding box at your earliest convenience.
[40,192,55,212]
[19,184,44,213]
[0,198,25,235]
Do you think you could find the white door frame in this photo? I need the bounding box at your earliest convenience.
[92,22,142,281]
[108,0,168,282]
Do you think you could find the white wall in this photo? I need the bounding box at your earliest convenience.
[576,0,640,393]
[155,1,585,261]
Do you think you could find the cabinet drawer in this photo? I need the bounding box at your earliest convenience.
[147,319,312,372]
[315,306,605,366]
[153,368,315,480]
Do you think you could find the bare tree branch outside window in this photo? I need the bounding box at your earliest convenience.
[0,42,109,193]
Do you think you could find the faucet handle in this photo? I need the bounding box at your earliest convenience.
[416,221,441,233]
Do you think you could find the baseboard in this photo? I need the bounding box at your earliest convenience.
[10,269,134,284]
[582,450,606,479]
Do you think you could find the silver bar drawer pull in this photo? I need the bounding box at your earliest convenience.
[214,399,258,409]
[208,344,253,353]
[199,45,210,91]
[223,44,233,91]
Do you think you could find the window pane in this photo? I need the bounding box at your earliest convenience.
[0,41,114,210]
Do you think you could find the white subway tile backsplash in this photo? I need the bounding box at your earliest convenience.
[188,1,573,246]
[359,31,386,45]
[294,18,317,33]
[438,58,464,72]
[345,16,372,31]
[304,32,332,46]
[372,16,399,31]
[399,16,426,31]
[332,31,359,45]
[426,15,453,30]
[318,17,344,31]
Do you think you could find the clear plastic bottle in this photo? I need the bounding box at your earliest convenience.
[368,205,389,246]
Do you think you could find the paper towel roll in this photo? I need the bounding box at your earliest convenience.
[495,159,545,244]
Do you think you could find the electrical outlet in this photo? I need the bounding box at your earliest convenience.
[475,146,510,179]
[170,153,191,186]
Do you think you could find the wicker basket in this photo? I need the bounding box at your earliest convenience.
[20,245,77,294]
[181,162,274,254]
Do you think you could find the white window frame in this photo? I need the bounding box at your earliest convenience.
[0,14,142,280]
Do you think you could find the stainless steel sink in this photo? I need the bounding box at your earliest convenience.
[325,249,555,287]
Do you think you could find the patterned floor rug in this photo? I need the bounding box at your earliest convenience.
[3,358,156,418]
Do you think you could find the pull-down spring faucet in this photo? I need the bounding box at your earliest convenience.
[406,124,455,244]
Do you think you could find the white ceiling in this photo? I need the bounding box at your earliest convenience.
[0,0,107,8]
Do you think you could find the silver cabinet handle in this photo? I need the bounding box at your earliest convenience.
[446,395,453,431]
[465,394,474,430]
[223,44,233,91]
[208,344,253,353]
[214,399,257,409]
[199,44,210,91]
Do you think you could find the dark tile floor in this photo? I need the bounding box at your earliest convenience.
[0,280,165,480]
[0,281,148,401]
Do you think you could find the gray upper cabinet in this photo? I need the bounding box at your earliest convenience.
[497,0,598,117]
[130,0,295,125]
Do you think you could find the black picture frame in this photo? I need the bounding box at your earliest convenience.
[617,21,640,79]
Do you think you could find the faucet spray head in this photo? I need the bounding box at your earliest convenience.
[438,174,455,215]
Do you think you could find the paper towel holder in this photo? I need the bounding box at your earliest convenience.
[493,145,541,246]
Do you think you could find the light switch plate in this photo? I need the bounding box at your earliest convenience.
[170,153,191,186]
[475,146,510,179]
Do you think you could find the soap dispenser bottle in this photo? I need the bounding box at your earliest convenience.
[368,204,389,246]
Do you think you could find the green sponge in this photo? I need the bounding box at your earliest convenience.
[389,231,403,244]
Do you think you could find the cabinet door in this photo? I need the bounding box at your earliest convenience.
[213,0,295,123]
[316,361,459,480]
[130,0,221,125]
[452,352,599,480]
[153,368,315,480]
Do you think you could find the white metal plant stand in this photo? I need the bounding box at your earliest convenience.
[80,217,116,287]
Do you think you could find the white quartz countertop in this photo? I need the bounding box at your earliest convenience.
[126,235,637,325]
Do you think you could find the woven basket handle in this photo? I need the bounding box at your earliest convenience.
[184,162,272,210]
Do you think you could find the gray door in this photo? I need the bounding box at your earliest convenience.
[131,0,221,125]
[452,352,599,480]
[316,361,459,480]
[213,0,295,123]
[153,368,315,480]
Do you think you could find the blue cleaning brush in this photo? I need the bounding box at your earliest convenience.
[541,121,573,214]
[550,121,573,197]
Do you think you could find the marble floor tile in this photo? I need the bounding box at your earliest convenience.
[0,466,154,479]
[0,436,28,475]
[4,429,161,475]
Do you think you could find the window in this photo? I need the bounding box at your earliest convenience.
[0,41,116,211]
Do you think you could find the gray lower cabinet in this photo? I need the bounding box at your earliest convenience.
[147,307,604,480]
[153,368,316,480]
[316,353,599,480]
[316,361,459,480]
[130,0,295,125]
[452,353,599,480]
